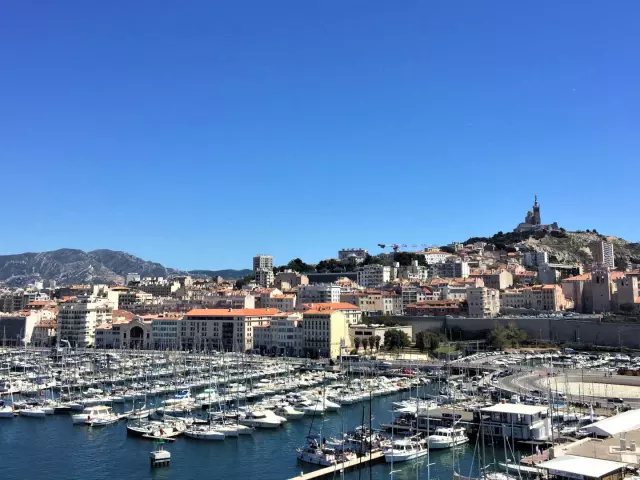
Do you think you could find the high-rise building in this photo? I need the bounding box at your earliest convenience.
[253,254,273,272]
[523,251,549,267]
[590,240,615,269]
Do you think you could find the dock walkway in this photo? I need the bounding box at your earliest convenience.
[288,452,385,480]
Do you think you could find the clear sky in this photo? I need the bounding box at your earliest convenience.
[1,1,639,270]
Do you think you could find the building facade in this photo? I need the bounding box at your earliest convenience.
[57,295,113,347]
[591,239,615,269]
[302,307,350,358]
[356,265,391,288]
[297,284,341,304]
[467,287,500,318]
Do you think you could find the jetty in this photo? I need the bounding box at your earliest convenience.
[288,452,385,480]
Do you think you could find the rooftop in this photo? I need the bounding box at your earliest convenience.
[185,308,281,317]
[537,455,626,477]
[481,403,548,415]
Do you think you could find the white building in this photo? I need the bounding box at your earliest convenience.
[419,250,451,265]
[467,287,500,318]
[356,264,391,288]
[152,316,182,349]
[297,284,341,304]
[479,403,551,441]
[253,254,274,272]
[255,269,275,288]
[57,295,113,348]
[429,259,470,279]
[338,248,368,265]
[349,324,412,348]
[125,273,141,285]
[523,251,548,267]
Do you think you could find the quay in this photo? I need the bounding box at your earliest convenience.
[288,452,385,480]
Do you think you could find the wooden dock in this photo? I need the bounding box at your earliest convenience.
[288,452,385,480]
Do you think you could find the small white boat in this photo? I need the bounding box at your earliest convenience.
[71,405,114,425]
[384,438,429,463]
[427,427,469,449]
[239,409,284,429]
[275,405,305,420]
[0,404,15,418]
[184,425,225,440]
[296,436,357,466]
[20,407,47,418]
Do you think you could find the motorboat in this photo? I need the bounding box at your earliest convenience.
[0,401,15,418]
[427,427,469,449]
[274,405,305,420]
[19,406,47,418]
[238,409,284,429]
[184,425,225,440]
[71,405,114,425]
[296,436,356,466]
[384,438,428,463]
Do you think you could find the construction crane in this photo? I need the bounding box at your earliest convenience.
[377,243,433,252]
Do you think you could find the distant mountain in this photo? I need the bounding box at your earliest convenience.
[0,249,183,287]
[188,269,252,280]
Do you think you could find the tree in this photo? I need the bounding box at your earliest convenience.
[361,337,369,351]
[316,258,344,273]
[416,331,440,352]
[373,335,381,351]
[439,246,456,254]
[353,337,361,351]
[235,274,254,289]
[384,329,411,351]
[488,324,509,349]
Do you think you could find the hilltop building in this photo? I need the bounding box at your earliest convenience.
[514,195,559,233]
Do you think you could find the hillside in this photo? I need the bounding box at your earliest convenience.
[466,230,640,268]
[188,269,252,280]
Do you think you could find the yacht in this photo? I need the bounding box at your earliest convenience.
[274,405,305,420]
[296,436,356,466]
[427,427,469,449]
[0,402,14,418]
[384,438,428,463]
[184,424,225,440]
[71,405,114,425]
[19,406,47,418]
[238,409,284,429]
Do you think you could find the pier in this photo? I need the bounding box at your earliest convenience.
[288,452,385,480]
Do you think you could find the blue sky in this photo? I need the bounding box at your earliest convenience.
[1,1,639,270]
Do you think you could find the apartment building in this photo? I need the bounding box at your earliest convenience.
[180,308,280,352]
[474,270,514,290]
[302,306,351,358]
[399,285,429,313]
[467,287,500,318]
[591,239,615,269]
[252,312,304,356]
[274,271,309,289]
[404,300,463,316]
[523,251,549,267]
[255,269,275,288]
[338,248,368,265]
[501,285,567,311]
[253,254,274,272]
[301,302,362,325]
[265,294,297,312]
[429,259,470,279]
[57,295,113,347]
[297,284,341,304]
[31,321,57,347]
[356,264,391,288]
[137,278,180,297]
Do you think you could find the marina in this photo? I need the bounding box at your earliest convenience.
[2,347,640,479]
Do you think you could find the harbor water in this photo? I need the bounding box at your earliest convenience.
[1,389,492,480]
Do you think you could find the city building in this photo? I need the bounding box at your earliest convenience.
[591,239,615,269]
[252,312,304,356]
[467,287,500,318]
[297,284,341,304]
[500,285,568,311]
[616,276,639,308]
[356,264,391,288]
[31,321,57,347]
[302,306,350,358]
[399,285,430,313]
[151,315,182,349]
[125,273,141,285]
[0,312,39,345]
[338,248,368,265]
[255,269,275,288]
[538,263,583,284]
[474,270,513,290]
[264,293,297,312]
[137,277,181,297]
[181,308,280,352]
[253,254,274,272]
[404,300,463,316]
[301,302,362,325]
[274,271,309,289]
[429,259,470,279]
[57,295,113,348]
[523,251,549,267]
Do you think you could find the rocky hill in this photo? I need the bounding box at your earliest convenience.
[0,249,183,287]
[466,230,640,269]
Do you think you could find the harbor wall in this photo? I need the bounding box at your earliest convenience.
[389,315,640,349]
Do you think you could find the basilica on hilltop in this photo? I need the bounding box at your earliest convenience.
[514,195,559,233]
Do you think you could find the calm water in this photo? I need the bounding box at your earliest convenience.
[0,391,505,480]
